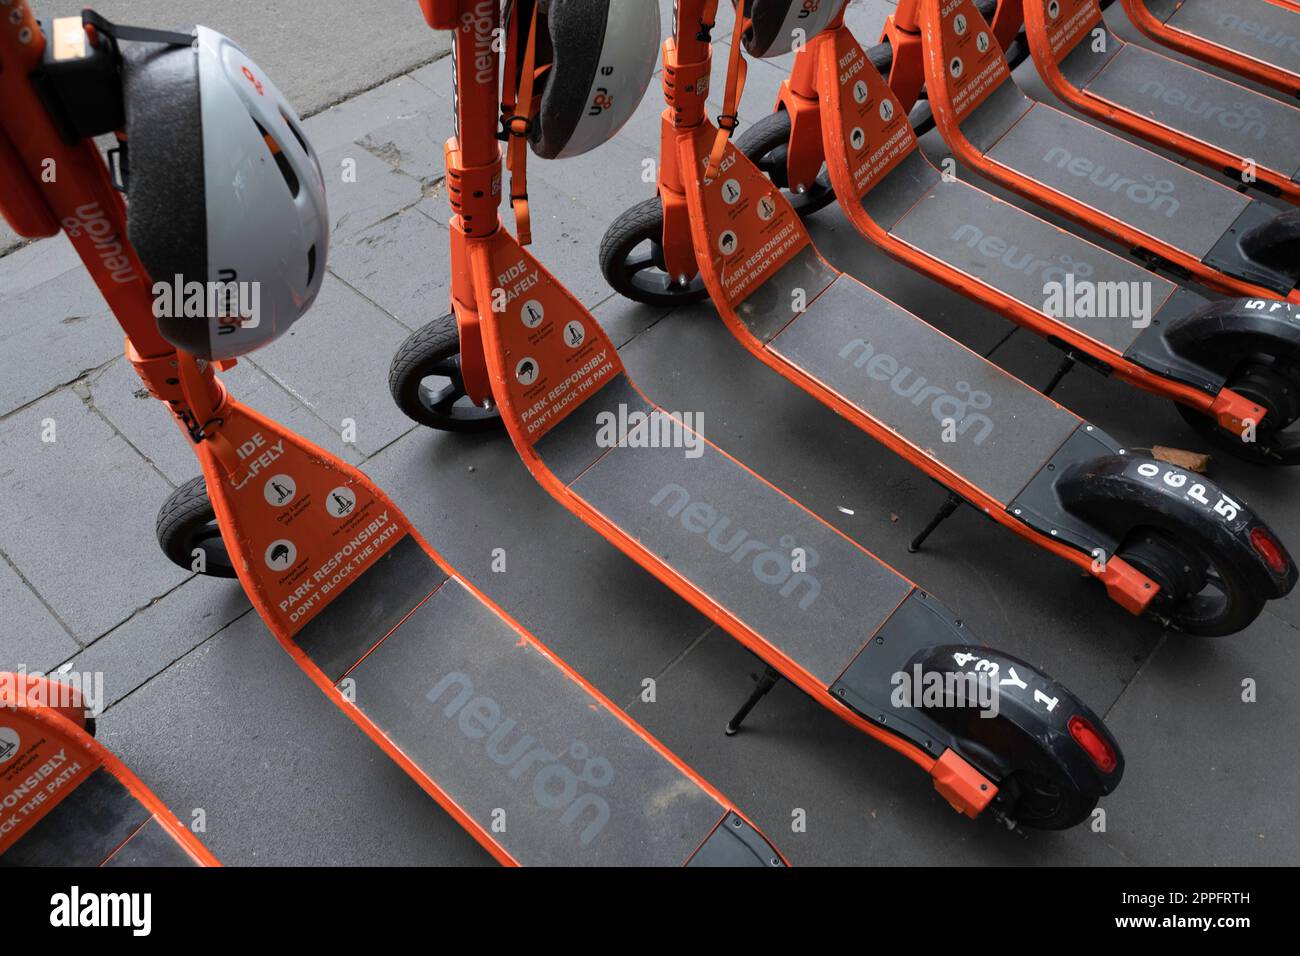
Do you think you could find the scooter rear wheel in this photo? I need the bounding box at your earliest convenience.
[732,110,836,217]
[156,476,238,579]
[1118,527,1264,636]
[389,314,505,432]
[598,197,710,307]
[999,770,1098,830]
[1175,354,1300,465]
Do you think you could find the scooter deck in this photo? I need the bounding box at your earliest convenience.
[1,689,216,866]
[1055,18,1300,182]
[817,25,1196,362]
[199,403,780,867]
[289,533,775,866]
[1140,0,1300,80]
[974,85,1249,255]
[673,123,1085,508]
[923,0,1297,296]
[1,769,198,867]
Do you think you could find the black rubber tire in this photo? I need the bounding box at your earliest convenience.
[733,110,836,217]
[389,314,505,432]
[1000,770,1098,831]
[1119,527,1265,637]
[598,197,710,307]
[156,476,238,579]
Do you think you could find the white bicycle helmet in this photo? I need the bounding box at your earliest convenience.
[124,27,327,361]
[516,0,661,160]
[737,0,848,58]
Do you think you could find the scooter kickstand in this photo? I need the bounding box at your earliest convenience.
[908,492,964,553]
[1042,355,1076,398]
[725,666,782,736]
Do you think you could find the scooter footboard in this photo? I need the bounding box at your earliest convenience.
[1,678,216,865]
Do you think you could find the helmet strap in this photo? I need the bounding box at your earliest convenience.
[501,0,542,247]
[705,8,748,181]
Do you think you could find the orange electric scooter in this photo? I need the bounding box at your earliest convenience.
[1,673,218,866]
[729,4,1300,464]
[391,0,1128,831]
[0,2,785,867]
[599,0,1296,635]
[913,0,1300,302]
[1120,0,1300,98]
[1024,0,1300,204]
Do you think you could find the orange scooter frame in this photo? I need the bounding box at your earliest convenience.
[1121,0,1300,97]
[402,0,1127,831]
[1,1,785,867]
[915,0,1300,304]
[618,0,1295,637]
[1,673,218,865]
[747,8,1300,465]
[1025,0,1300,203]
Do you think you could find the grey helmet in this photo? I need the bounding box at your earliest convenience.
[125,27,327,361]
[519,0,662,160]
[737,0,848,58]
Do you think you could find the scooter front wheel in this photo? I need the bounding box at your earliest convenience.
[1174,354,1300,465]
[156,476,238,579]
[598,197,710,307]
[733,111,836,217]
[389,314,505,432]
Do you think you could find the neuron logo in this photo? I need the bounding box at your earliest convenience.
[838,339,995,445]
[426,672,613,847]
[649,484,824,609]
[1041,146,1181,218]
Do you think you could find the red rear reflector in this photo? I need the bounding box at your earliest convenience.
[1250,527,1289,575]
[1069,716,1117,774]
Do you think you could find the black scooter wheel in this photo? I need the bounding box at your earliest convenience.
[1174,355,1300,466]
[598,197,710,307]
[389,313,505,432]
[999,770,1098,831]
[156,476,238,579]
[733,110,836,217]
[1119,527,1265,636]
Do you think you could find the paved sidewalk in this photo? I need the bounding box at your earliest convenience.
[1,0,1297,865]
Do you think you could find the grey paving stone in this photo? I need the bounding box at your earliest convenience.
[0,223,21,258]
[246,275,416,458]
[626,627,1126,865]
[0,389,186,643]
[593,295,671,351]
[69,576,251,710]
[356,99,450,188]
[328,205,453,332]
[0,230,79,298]
[0,264,121,417]
[86,353,365,490]
[364,424,714,704]
[1097,610,1299,864]
[319,142,425,243]
[0,556,79,672]
[302,75,438,154]
[96,612,490,866]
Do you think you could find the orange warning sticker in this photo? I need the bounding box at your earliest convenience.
[202,404,412,636]
[823,28,917,200]
[1034,0,1104,60]
[482,231,626,445]
[685,128,811,309]
[0,708,99,855]
[926,0,1010,123]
